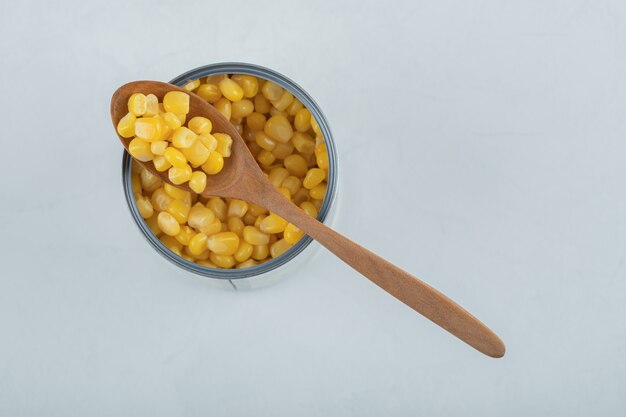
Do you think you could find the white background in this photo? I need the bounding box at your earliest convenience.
[1,0,625,415]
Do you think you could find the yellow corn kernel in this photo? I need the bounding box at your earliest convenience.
[196,83,222,103]
[257,150,276,167]
[316,150,329,170]
[251,244,269,261]
[243,226,270,245]
[163,147,188,168]
[277,187,291,200]
[209,253,236,268]
[294,108,311,132]
[198,134,218,152]
[199,217,223,236]
[292,132,315,154]
[214,97,232,120]
[214,133,232,157]
[117,112,136,138]
[299,201,318,218]
[162,183,188,200]
[153,156,171,172]
[188,203,215,228]
[292,188,310,205]
[309,182,327,200]
[219,78,244,102]
[231,99,254,119]
[189,171,207,194]
[175,225,195,245]
[286,98,303,116]
[128,138,154,162]
[207,232,240,256]
[131,174,142,196]
[158,211,181,236]
[264,115,293,143]
[254,215,266,229]
[234,241,253,263]
[228,199,249,218]
[270,239,292,258]
[143,94,158,117]
[207,197,227,222]
[151,188,173,211]
[166,199,190,224]
[271,90,294,111]
[188,232,208,255]
[269,107,288,117]
[171,127,197,149]
[127,93,147,116]
[134,117,162,142]
[248,203,267,217]
[284,154,308,177]
[243,212,257,226]
[175,113,187,125]
[236,259,258,269]
[140,168,162,192]
[254,94,271,114]
[246,112,266,131]
[160,235,183,254]
[259,213,288,234]
[284,223,304,244]
[232,75,259,98]
[261,80,284,101]
[303,168,326,189]
[181,139,210,166]
[150,140,168,156]
[268,167,289,188]
[145,213,162,237]
[227,217,245,237]
[168,163,192,185]
[183,79,201,91]
[136,195,154,219]
[188,116,212,135]
[201,152,224,175]
[163,112,183,130]
[254,131,276,151]
[163,91,190,114]
[281,176,302,195]
[272,141,295,159]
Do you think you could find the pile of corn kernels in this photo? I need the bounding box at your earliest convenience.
[131,74,330,269]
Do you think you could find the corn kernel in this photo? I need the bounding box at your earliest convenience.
[284,223,304,244]
[292,132,315,154]
[198,134,218,152]
[128,138,154,162]
[188,116,212,135]
[196,83,222,103]
[219,78,244,102]
[163,112,182,130]
[175,225,195,245]
[251,244,269,261]
[166,199,190,224]
[286,99,303,116]
[284,154,308,177]
[303,168,326,189]
[299,201,318,218]
[264,115,293,143]
[134,117,162,142]
[228,217,245,237]
[236,259,258,269]
[259,213,288,234]
[257,150,276,167]
[207,197,227,222]
[253,131,275,151]
[168,164,192,185]
[261,81,283,101]
[243,226,270,245]
[201,152,224,175]
[152,156,171,172]
[243,212,257,226]
[254,215,266,229]
[231,99,254,119]
[277,187,291,200]
[127,93,147,116]
[150,140,168,155]
[158,211,181,236]
[213,133,232,157]
[234,241,253,262]
[316,150,329,170]
[140,168,161,192]
[248,203,267,217]
[151,188,173,211]
[228,199,249,218]
[181,139,210,166]
[136,195,154,219]
[209,253,236,268]
[145,214,162,236]
[271,91,293,111]
[292,188,310,205]
[183,79,201,91]
[163,147,187,168]
[144,94,159,117]
[187,203,215,229]
[199,217,221,237]
[270,239,292,258]
[247,112,266,131]
[171,127,197,149]
[294,108,311,132]
[207,232,240,256]
[272,141,295,159]
[309,182,327,200]
[215,97,232,120]
[117,112,136,138]
[189,171,207,194]
[163,91,190,114]
[187,232,208,255]
[232,75,259,98]
[160,235,183,253]
[254,94,271,114]
[162,183,187,200]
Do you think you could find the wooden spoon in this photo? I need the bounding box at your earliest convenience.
[111,81,506,358]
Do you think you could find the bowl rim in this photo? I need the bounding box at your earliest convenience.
[122,62,338,279]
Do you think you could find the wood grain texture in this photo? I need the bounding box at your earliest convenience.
[111,81,505,358]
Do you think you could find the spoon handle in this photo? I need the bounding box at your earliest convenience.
[261,194,505,358]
